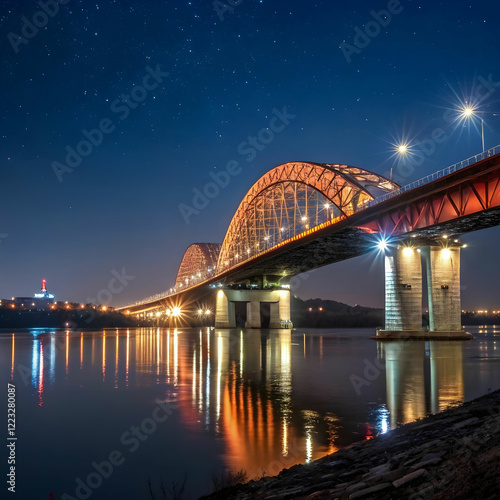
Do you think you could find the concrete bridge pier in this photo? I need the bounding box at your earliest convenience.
[214,289,292,329]
[422,245,469,337]
[246,301,262,328]
[384,245,423,333]
[215,289,236,328]
[376,243,471,340]
[375,245,426,339]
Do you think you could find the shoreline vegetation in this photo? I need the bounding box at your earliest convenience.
[0,296,498,329]
[200,388,500,500]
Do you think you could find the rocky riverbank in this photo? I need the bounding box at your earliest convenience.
[202,389,500,499]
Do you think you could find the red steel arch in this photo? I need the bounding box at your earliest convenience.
[217,162,399,274]
[175,243,221,288]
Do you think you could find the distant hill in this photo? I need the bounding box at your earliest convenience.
[291,296,384,328]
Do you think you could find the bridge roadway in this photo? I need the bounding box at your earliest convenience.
[119,150,500,315]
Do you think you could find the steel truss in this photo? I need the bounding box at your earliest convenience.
[175,243,222,288]
[360,161,500,236]
[217,162,398,274]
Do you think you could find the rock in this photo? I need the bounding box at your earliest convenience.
[452,417,480,430]
[338,470,365,481]
[370,461,391,473]
[410,457,442,469]
[344,481,368,494]
[302,481,336,495]
[392,468,427,488]
[324,459,348,468]
[348,482,392,499]
[200,389,500,500]
[319,473,336,480]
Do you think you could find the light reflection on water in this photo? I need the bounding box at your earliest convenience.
[1,326,499,499]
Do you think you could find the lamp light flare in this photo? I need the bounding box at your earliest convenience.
[460,103,485,152]
[377,240,388,250]
[441,248,451,259]
[462,106,475,118]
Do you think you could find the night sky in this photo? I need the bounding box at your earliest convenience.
[1,0,499,309]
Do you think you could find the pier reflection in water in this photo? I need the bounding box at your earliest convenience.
[2,326,499,499]
[383,341,464,429]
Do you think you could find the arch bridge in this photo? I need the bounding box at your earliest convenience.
[119,148,500,337]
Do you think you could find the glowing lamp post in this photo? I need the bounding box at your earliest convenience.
[461,105,485,153]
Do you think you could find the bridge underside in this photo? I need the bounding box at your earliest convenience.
[216,205,500,285]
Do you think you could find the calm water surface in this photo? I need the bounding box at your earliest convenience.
[0,326,498,499]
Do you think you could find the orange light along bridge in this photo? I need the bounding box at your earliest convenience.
[118,146,500,339]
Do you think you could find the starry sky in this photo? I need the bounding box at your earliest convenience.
[1,0,499,309]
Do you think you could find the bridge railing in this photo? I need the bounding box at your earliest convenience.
[362,144,500,210]
[124,271,220,308]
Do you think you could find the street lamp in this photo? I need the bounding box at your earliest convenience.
[461,105,485,153]
[388,143,412,181]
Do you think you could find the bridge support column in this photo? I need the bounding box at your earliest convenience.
[245,301,261,328]
[215,289,236,328]
[384,245,423,332]
[376,244,471,340]
[214,289,292,329]
[422,246,468,337]
[269,292,291,328]
[269,302,280,328]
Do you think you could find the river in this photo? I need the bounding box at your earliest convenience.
[0,326,498,499]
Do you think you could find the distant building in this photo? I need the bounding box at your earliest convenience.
[34,279,55,300]
[8,279,56,310]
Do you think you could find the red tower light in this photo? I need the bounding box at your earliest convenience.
[42,279,47,292]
